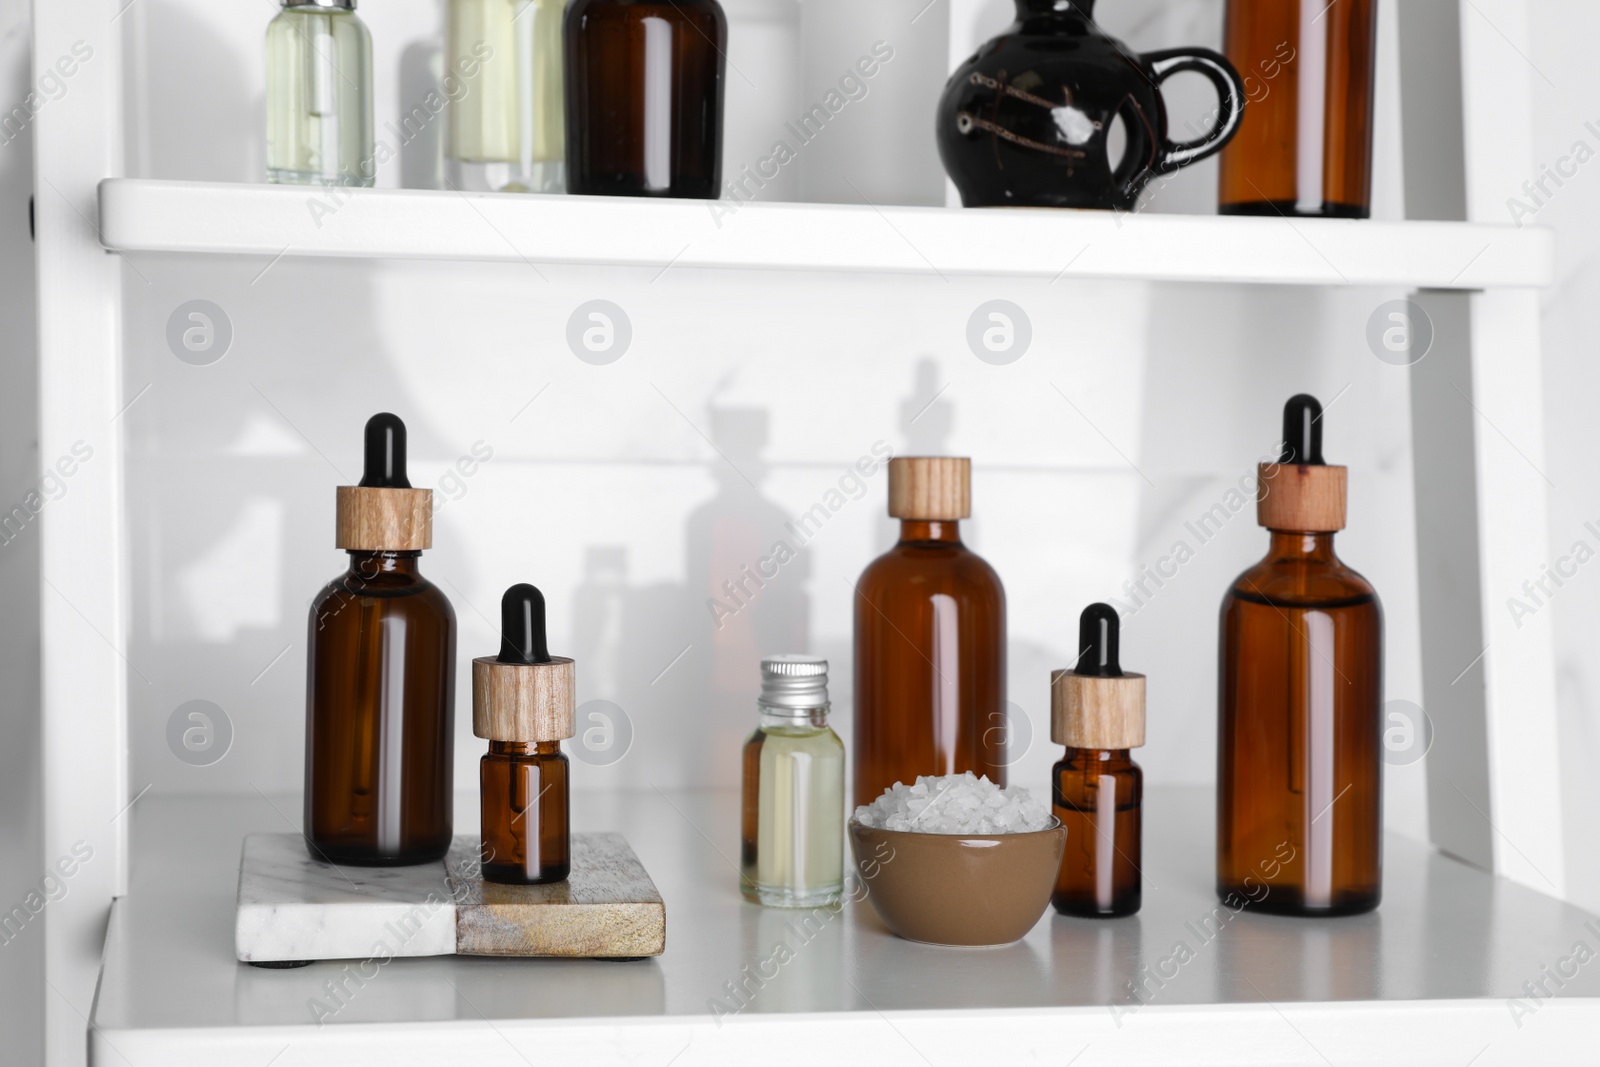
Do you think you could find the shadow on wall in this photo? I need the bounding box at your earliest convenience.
[137,1,258,181]
[396,0,447,190]
[570,406,810,789]
[876,356,953,553]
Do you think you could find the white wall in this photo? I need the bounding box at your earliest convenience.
[1525,2,1600,915]
[112,0,1429,848]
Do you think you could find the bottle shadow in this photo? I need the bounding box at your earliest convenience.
[568,404,811,790]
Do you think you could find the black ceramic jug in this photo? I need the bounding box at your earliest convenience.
[938,0,1245,210]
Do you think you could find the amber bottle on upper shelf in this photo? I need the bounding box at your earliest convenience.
[1218,0,1377,218]
[852,457,1007,809]
[1217,395,1383,915]
[304,414,456,866]
[564,0,726,198]
[475,584,574,885]
[1052,604,1145,918]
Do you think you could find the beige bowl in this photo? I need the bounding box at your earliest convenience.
[848,817,1067,947]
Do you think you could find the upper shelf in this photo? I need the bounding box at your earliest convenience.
[99,178,1553,289]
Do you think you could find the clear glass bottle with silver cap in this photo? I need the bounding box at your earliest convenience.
[740,656,844,908]
[446,0,566,192]
[267,0,375,186]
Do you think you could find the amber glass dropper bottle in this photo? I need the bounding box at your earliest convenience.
[304,413,457,866]
[1217,394,1383,915]
[852,457,1007,808]
[1051,603,1145,918]
[474,583,575,885]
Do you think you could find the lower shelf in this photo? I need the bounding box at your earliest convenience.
[92,788,1600,1066]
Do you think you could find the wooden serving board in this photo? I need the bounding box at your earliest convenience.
[235,832,665,963]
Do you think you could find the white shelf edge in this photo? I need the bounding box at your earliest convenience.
[98,178,1554,289]
[90,998,1600,1067]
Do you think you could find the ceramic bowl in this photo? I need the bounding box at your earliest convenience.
[847,817,1066,947]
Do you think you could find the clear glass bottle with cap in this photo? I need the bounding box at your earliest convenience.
[740,656,844,908]
[447,0,566,192]
[1052,604,1145,918]
[475,584,574,885]
[1217,395,1383,915]
[304,414,456,865]
[853,457,1007,808]
[267,0,375,186]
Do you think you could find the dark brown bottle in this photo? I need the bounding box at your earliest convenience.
[852,457,1006,809]
[481,741,570,884]
[1217,395,1382,915]
[475,584,575,885]
[1218,0,1377,218]
[305,414,455,866]
[1051,604,1144,917]
[564,0,726,198]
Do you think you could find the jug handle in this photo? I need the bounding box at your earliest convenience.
[1143,48,1246,174]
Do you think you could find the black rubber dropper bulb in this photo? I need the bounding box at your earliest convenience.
[1279,394,1325,466]
[1074,602,1123,678]
[359,412,412,488]
[498,584,552,665]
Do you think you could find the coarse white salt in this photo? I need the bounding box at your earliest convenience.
[853,772,1052,834]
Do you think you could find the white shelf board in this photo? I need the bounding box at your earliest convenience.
[98,178,1554,288]
[90,787,1600,1066]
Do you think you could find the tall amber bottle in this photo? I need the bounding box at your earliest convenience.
[564,0,727,198]
[852,457,1006,809]
[1052,604,1145,918]
[305,414,456,866]
[1217,0,1377,218]
[1217,395,1382,915]
[475,584,574,885]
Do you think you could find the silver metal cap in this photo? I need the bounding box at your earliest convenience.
[759,655,829,713]
[283,0,356,9]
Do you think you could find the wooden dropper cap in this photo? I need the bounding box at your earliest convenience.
[335,413,433,551]
[888,457,971,520]
[1052,604,1145,750]
[1257,394,1347,533]
[473,584,575,743]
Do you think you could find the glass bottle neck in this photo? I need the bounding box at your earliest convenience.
[1065,746,1132,762]
[758,705,830,729]
[347,550,422,577]
[1263,530,1339,564]
[488,740,561,756]
[898,519,962,544]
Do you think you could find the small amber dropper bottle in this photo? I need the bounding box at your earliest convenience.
[1051,603,1145,917]
[1217,394,1383,915]
[474,584,575,885]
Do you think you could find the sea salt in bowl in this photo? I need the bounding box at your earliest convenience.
[848,774,1066,947]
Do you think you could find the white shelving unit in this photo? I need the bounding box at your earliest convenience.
[27,1,1582,1065]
